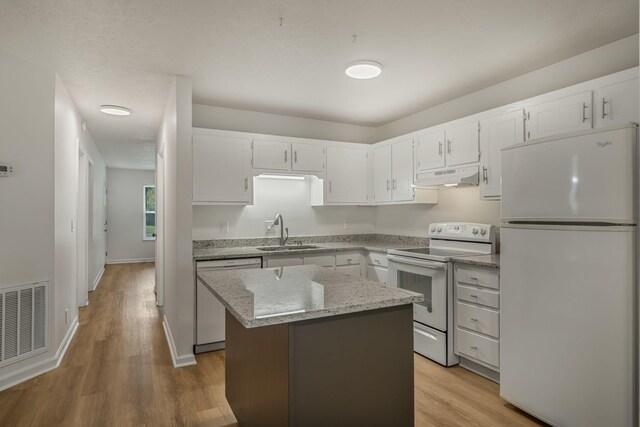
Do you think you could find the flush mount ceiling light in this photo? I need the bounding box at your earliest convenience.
[345,61,382,79]
[100,105,131,116]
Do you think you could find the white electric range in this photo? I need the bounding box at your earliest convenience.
[387,223,496,366]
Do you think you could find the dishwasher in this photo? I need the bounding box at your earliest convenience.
[195,257,262,354]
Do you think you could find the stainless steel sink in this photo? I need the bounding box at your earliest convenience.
[256,245,320,252]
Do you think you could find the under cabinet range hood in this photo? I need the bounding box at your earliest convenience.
[412,165,479,188]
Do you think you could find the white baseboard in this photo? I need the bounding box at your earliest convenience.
[91,265,105,291]
[0,315,78,392]
[106,258,155,265]
[162,316,197,368]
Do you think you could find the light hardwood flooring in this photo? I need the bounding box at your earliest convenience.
[0,263,545,426]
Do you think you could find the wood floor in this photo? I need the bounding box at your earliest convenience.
[0,263,545,426]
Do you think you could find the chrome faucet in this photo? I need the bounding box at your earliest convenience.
[273,213,289,246]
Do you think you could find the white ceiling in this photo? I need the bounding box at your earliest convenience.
[0,0,637,169]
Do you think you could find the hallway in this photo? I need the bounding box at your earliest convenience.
[0,263,542,426]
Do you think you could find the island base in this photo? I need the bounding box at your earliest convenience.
[225,304,414,427]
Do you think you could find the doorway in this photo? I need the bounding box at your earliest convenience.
[155,144,165,307]
[77,145,91,307]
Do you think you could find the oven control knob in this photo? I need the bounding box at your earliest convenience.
[480,228,487,236]
[430,226,436,233]
[436,226,442,233]
[472,228,479,235]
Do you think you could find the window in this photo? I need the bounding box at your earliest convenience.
[143,185,156,240]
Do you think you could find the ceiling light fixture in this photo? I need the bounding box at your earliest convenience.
[345,61,383,79]
[100,105,131,116]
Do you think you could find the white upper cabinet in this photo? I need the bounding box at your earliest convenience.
[372,145,392,203]
[446,120,480,166]
[193,134,252,204]
[415,129,446,172]
[291,142,325,173]
[391,139,415,201]
[525,91,592,140]
[479,110,524,200]
[251,139,290,171]
[325,146,368,204]
[594,77,639,128]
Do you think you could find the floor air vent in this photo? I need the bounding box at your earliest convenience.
[0,281,48,366]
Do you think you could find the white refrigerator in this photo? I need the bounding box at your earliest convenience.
[500,124,638,427]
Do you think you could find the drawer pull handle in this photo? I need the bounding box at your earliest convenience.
[470,318,479,322]
[469,276,479,281]
[470,294,478,298]
[374,260,380,264]
[347,258,352,262]
[470,346,478,350]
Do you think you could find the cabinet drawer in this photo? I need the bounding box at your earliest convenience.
[365,252,388,268]
[336,253,363,266]
[266,257,303,268]
[414,323,447,366]
[456,266,499,290]
[457,302,499,338]
[366,265,388,284]
[457,284,499,309]
[335,264,361,277]
[303,255,335,268]
[456,328,499,368]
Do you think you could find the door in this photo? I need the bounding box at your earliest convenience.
[501,125,636,223]
[387,255,448,331]
[525,91,592,140]
[325,146,368,204]
[366,265,388,284]
[391,139,414,202]
[155,147,165,306]
[479,110,525,199]
[372,145,392,203]
[500,225,635,427]
[291,142,325,173]
[595,78,639,127]
[193,134,252,203]
[252,139,290,171]
[415,129,445,171]
[445,120,480,166]
[266,257,304,267]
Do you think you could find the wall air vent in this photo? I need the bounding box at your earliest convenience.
[0,281,48,367]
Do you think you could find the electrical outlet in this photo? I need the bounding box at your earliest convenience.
[65,308,69,324]
[344,219,350,230]
[265,220,276,235]
[219,221,229,234]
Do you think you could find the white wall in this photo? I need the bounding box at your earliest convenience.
[158,76,195,366]
[193,104,378,144]
[377,35,639,140]
[193,178,376,240]
[375,187,501,237]
[0,50,56,383]
[106,168,155,263]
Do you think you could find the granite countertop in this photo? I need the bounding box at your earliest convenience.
[450,254,500,268]
[198,265,423,328]
[193,241,426,261]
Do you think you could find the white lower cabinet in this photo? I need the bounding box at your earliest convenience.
[366,265,388,284]
[364,252,389,284]
[303,255,335,268]
[454,264,500,379]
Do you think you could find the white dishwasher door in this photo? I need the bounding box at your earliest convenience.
[196,258,261,352]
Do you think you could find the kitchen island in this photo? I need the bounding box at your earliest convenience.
[198,265,422,427]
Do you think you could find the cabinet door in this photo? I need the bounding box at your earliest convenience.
[193,134,251,203]
[525,91,592,140]
[372,145,392,203]
[325,147,368,204]
[391,139,415,202]
[252,139,290,171]
[415,129,445,171]
[336,264,362,277]
[479,110,524,199]
[292,143,325,173]
[366,265,388,284]
[445,120,480,166]
[595,78,639,127]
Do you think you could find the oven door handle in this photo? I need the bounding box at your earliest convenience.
[387,255,447,270]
